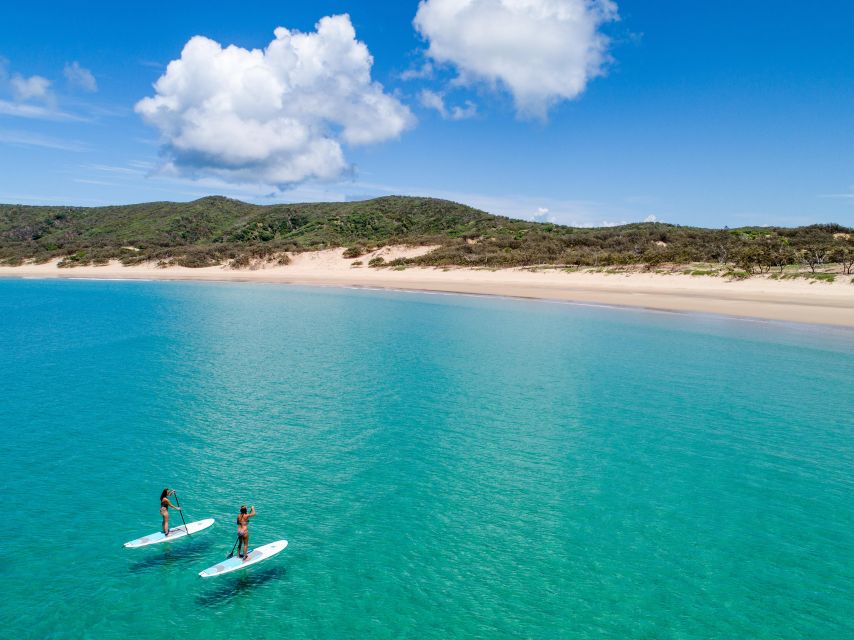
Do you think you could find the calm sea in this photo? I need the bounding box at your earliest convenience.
[0,279,851,639]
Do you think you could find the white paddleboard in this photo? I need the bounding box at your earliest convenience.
[124,518,215,548]
[199,540,288,578]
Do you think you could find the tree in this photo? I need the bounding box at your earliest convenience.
[801,246,829,273]
[832,243,854,275]
[712,230,731,264]
[765,238,795,273]
[734,247,759,274]
[755,246,774,274]
[771,246,795,272]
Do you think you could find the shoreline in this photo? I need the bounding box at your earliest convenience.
[1,252,853,328]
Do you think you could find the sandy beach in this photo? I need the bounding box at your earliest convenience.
[2,246,852,328]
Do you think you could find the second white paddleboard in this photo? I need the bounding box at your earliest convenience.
[124,519,215,548]
[199,540,288,578]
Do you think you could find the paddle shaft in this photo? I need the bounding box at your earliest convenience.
[173,492,190,536]
[228,536,240,558]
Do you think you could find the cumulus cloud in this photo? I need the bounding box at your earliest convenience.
[0,72,85,121]
[530,207,557,223]
[643,214,658,223]
[0,60,86,120]
[10,74,52,101]
[419,89,476,120]
[414,0,618,118]
[64,62,97,92]
[136,15,414,187]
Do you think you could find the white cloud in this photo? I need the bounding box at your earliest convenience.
[414,0,618,118]
[400,61,434,80]
[419,89,477,120]
[10,73,52,101]
[643,214,658,223]
[0,61,95,121]
[530,206,557,223]
[64,62,98,92]
[580,219,628,228]
[136,15,414,188]
[450,101,477,120]
[419,89,446,115]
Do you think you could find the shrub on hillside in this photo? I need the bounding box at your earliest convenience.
[230,254,251,269]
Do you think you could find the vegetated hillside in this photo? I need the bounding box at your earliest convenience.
[0,196,491,266]
[0,195,851,273]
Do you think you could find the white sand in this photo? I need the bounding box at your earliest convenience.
[2,246,853,328]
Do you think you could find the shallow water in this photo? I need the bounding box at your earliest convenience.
[1,279,851,639]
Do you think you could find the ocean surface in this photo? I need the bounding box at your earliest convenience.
[0,278,851,639]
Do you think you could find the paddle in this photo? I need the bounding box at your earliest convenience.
[227,536,240,559]
[173,491,190,536]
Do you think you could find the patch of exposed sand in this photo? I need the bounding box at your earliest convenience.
[284,245,437,272]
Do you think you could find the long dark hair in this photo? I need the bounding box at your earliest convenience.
[240,505,248,514]
[161,488,170,501]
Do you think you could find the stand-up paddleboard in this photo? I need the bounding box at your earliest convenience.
[124,519,215,548]
[199,540,288,578]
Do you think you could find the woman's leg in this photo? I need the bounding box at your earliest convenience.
[243,532,250,560]
[162,512,169,536]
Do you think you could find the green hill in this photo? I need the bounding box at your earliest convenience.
[0,195,851,272]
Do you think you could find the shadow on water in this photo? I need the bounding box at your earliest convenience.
[196,565,288,608]
[126,537,215,573]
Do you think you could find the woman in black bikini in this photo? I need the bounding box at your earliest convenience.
[237,505,256,560]
[160,488,181,536]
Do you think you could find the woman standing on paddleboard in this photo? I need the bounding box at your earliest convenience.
[160,488,181,536]
[237,505,256,560]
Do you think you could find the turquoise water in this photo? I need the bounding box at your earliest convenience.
[1,279,852,639]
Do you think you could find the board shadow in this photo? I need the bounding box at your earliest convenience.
[196,565,288,607]
[126,537,216,572]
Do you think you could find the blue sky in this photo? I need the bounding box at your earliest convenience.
[0,1,852,227]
